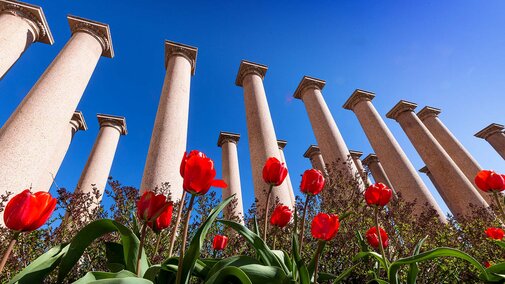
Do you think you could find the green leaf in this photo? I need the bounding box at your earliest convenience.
[240,264,288,283]
[483,262,505,282]
[353,251,387,270]
[105,242,126,272]
[493,240,505,250]
[177,195,234,284]
[406,236,428,284]
[308,240,326,277]
[142,265,161,282]
[204,266,252,284]
[73,270,152,284]
[8,244,68,284]
[292,228,310,284]
[205,255,262,281]
[332,263,360,283]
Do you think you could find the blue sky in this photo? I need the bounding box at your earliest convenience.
[1,0,504,216]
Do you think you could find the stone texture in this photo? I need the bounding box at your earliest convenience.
[417,106,492,204]
[343,90,443,219]
[362,154,393,189]
[140,40,197,201]
[218,132,245,223]
[349,150,371,186]
[475,123,505,160]
[386,100,489,217]
[419,166,447,202]
[0,15,112,200]
[278,140,295,207]
[33,111,87,191]
[294,76,362,188]
[0,0,53,79]
[236,60,293,212]
[303,145,326,174]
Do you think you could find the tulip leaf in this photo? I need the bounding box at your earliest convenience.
[204,266,252,284]
[105,242,126,272]
[73,270,152,284]
[482,263,505,282]
[177,194,234,284]
[493,240,505,250]
[406,235,428,284]
[240,264,288,283]
[292,229,310,284]
[205,255,262,281]
[308,240,326,278]
[353,251,387,270]
[332,263,361,283]
[8,243,69,284]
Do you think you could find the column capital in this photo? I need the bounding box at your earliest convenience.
[417,106,441,122]
[386,100,418,121]
[70,111,88,131]
[303,145,321,159]
[235,60,268,87]
[293,76,326,100]
[342,89,375,110]
[419,165,430,174]
[67,15,114,58]
[97,114,127,135]
[0,0,53,44]
[164,40,197,75]
[217,131,240,147]
[277,139,287,150]
[362,153,379,167]
[349,150,363,159]
[475,123,505,140]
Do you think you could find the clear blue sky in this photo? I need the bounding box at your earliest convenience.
[1,0,504,216]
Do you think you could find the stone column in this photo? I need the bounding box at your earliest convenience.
[343,90,444,219]
[475,123,505,160]
[217,132,245,223]
[417,106,492,204]
[419,166,446,201]
[278,140,295,207]
[0,15,113,198]
[293,76,361,188]
[34,111,87,191]
[349,150,371,186]
[362,154,393,189]
[303,145,326,173]
[76,114,126,200]
[0,0,53,79]
[235,60,293,212]
[140,41,197,201]
[386,100,489,217]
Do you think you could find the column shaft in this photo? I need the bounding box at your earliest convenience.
[219,133,245,223]
[278,141,295,207]
[475,124,505,160]
[304,145,326,174]
[350,150,371,187]
[362,154,393,189]
[419,166,447,202]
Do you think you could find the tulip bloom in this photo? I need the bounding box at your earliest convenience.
[4,189,57,232]
[262,157,288,186]
[270,205,292,228]
[180,150,207,177]
[311,213,340,241]
[300,169,325,196]
[147,202,174,233]
[212,235,229,251]
[485,227,505,240]
[137,191,171,223]
[182,150,227,195]
[484,261,492,268]
[475,170,505,192]
[366,226,389,249]
[364,183,392,207]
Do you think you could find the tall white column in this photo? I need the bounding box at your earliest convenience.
[349,150,371,186]
[0,0,53,79]
[235,60,293,212]
[475,123,505,160]
[278,140,295,207]
[140,41,197,201]
[34,111,87,191]
[303,145,326,174]
[362,154,393,189]
[0,15,113,198]
[218,132,245,223]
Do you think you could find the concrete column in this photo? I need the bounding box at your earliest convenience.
[34,111,87,191]
[475,123,505,160]
[235,60,293,212]
[0,15,113,198]
[303,145,326,174]
[417,106,492,204]
[0,0,53,79]
[386,100,489,217]
[349,150,371,186]
[217,132,245,223]
[343,90,444,219]
[293,76,362,188]
[419,166,446,201]
[140,41,197,201]
[278,140,295,207]
[76,114,126,200]
[362,154,393,189]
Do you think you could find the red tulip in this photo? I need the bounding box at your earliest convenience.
[147,201,173,233]
[484,261,492,268]
[300,169,325,196]
[182,150,227,195]
[270,205,292,228]
[262,157,288,186]
[485,227,505,240]
[364,183,392,207]
[475,170,505,192]
[311,213,340,241]
[180,150,207,177]
[137,191,171,222]
[212,235,228,251]
[366,226,389,249]
[3,189,57,232]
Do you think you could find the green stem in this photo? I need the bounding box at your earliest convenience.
[263,184,274,241]
[212,250,217,259]
[313,240,325,284]
[136,223,148,277]
[176,194,196,284]
[168,191,187,257]
[154,232,162,259]
[374,206,389,271]
[492,191,505,224]
[0,232,19,274]
[299,195,310,252]
[273,232,277,250]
